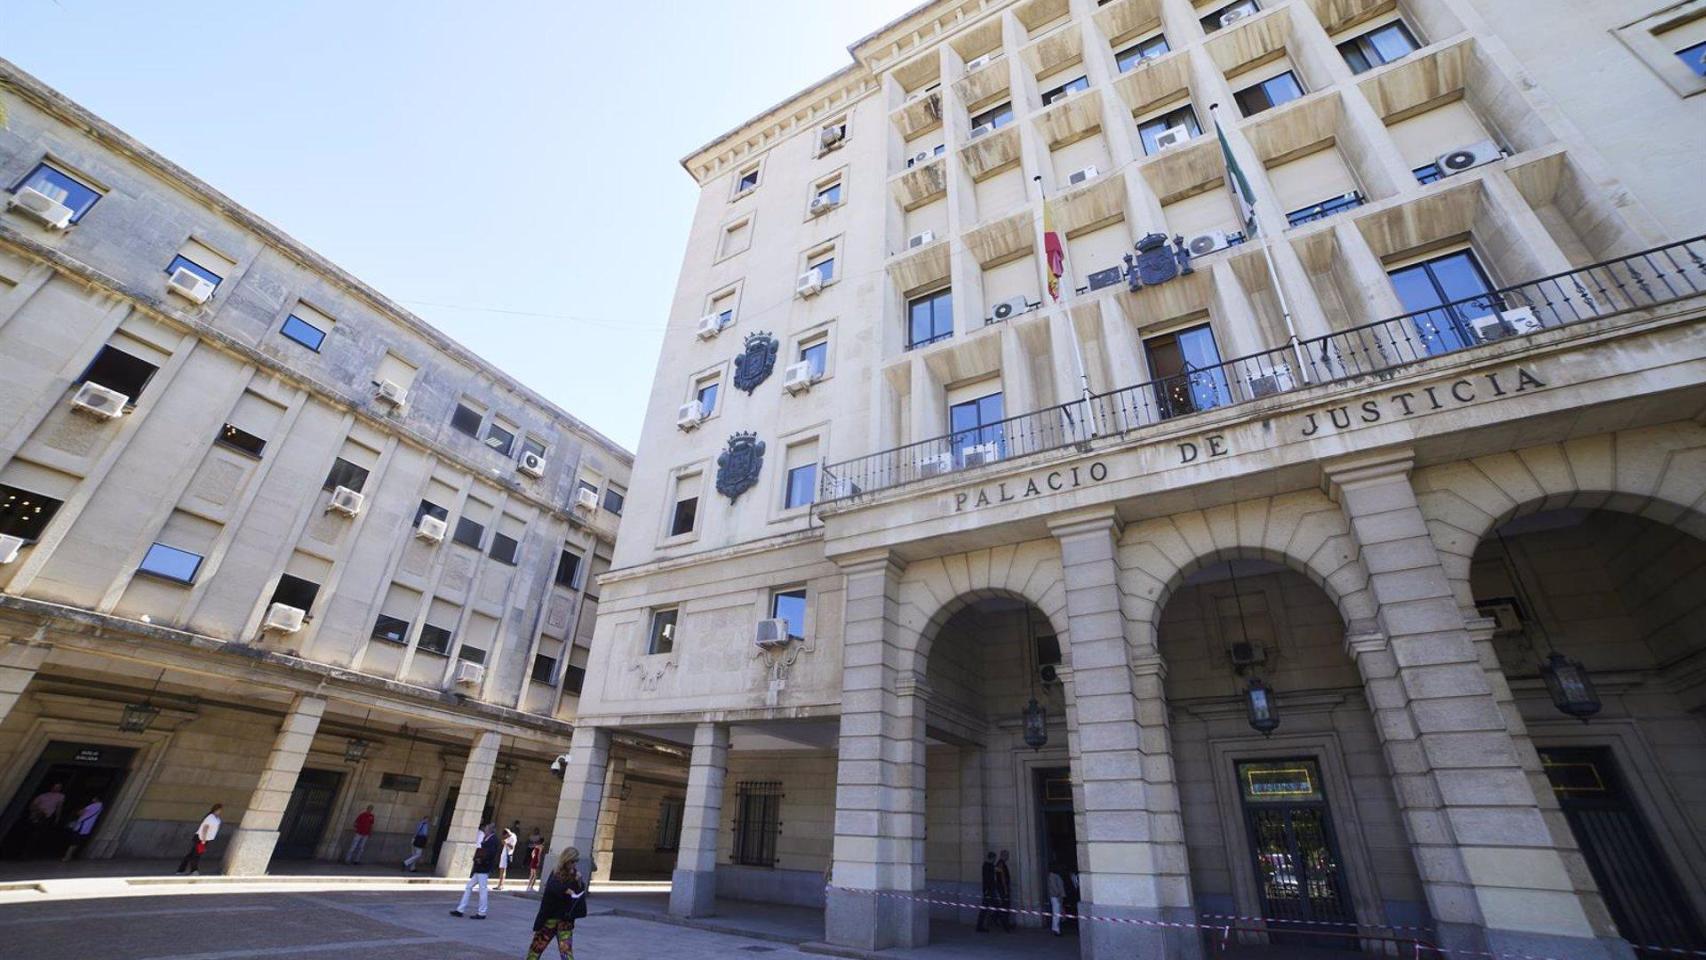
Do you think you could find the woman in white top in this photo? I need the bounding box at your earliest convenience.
[496,823,519,890]
[176,803,223,875]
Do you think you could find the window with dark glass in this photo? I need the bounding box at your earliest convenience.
[78,345,158,402]
[971,102,1014,131]
[815,181,843,206]
[1338,21,1420,74]
[531,653,558,684]
[520,437,547,462]
[670,495,698,537]
[270,574,320,613]
[215,422,266,458]
[323,457,369,493]
[716,306,735,327]
[647,608,678,655]
[165,255,223,290]
[1387,250,1498,356]
[1116,34,1170,71]
[808,254,836,283]
[771,588,807,641]
[732,781,783,867]
[417,624,453,654]
[949,391,1006,460]
[280,314,327,351]
[655,797,685,851]
[604,486,625,515]
[1234,71,1305,116]
[489,533,520,565]
[453,516,485,549]
[800,339,828,378]
[1201,0,1257,33]
[483,422,515,456]
[564,664,587,696]
[14,162,102,222]
[415,499,449,526]
[372,614,410,644]
[457,645,487,664]
[785,463,817,510]
[1145,324,1231,419]
[1680,40,1706,76]
[1137,105,1201,155]
[736,168,759,193]
[907,287,954,349]
[137,542,203,584]
[450,403,483,437]
[556,549,583,588]
[0,484,63,542]
[1041,75,1089,105]
[696,380,719,415]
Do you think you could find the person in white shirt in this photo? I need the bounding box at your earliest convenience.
[61,797,104,862]
[1047,864,1067,936]
[176,803,223,875]
[496,822,518,890]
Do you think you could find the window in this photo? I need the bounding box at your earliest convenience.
[1116,34,1170,72]
[971,102,1014,131]
[417,624,453,655]
[165,255,223,291]
[1137,105,1201,155]
[578,478,599,502]
[949,391,1006,461]
[323,457,369,493]
[0,485,63,542]
[732,781,783,867]
[696,379,720,416]
[1041,75,1089,106]
[414,499,449,526]
[907,287,954,349]
[520,437,547,462]
[603,485,626,515]
[799,339,828,379]
[1201,0,1257,33]
[670,494,698,537]
[771,588,807,641]
[556,549,583,588]
[450,403,483,437]
[1413,162,1444,185]
[457,645,487,664]
[1387,250,1498,356]
[1234,71,1305,116]
[78,345,158,402]
[807,251,836,283]
[1286,191,1365,227]
[647,608,678,655]
[1338,21,1420,74]
[138,542,203,584]
[1681,40,1706,75]
[819,119,848,152]
[13,162,101,223]
[215,422,266,458]
[735,167,760,194]
[531,654,557,684]
[372,614,410,645]
[785,463,817,510]
[1145,323,1231,418]
[814,181,843,207]
[279,314,327,351]
[484,421,516,456]
[489,533,520,565]
[719,217,754,259]
[270,574,320,613]
[564,664,587,695]
[655,798,685,851]
[453,516,485,549]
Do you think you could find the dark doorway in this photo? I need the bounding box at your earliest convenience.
[1539,747,1705,956]
[1033,766,1080,933]
[0,741,135,860]
[1235,758,1355,943]
[431,786,495,867]
[275,768,343,860]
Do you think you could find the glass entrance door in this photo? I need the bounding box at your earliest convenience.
[1235,759,1356,942]
[1145,324,1231,419]
[0,741,135,860]
[1033,767,1081,933]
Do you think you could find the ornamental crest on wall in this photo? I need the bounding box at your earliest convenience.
[1123,232,1194,291]
[733,331,779,394]
[716,431,766,502]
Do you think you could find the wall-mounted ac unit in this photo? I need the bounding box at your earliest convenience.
[677,399,706,430]
[809,193,836,216]
[962,442,1002,468]
[7,186,73,229]
[970,122,997,140]
[991,296,1030,321]
[796,268,825,298]
[1436,139,1503,177]
[1470,306,1542,342]
[263,603,305,634]
[907,230,936,249]
[1220,2,1258,27]
[1153,124,1193,150]
[695,314,724,339]
[907,150,934,168]
[918,453,955,478]
[965,53,997,72]
[70,381,127,419]
[1185,230,1231,257]
[574,487,600,512]
[0,534,23,565]
[820,125,846,150]
[754,618,792,649]
[1087,266,1124,291]
[828,476,863,499]
[453,660,485,686]
[1067,165,1099,186]
[782,361,817,394]
[166,267,215,304]
[327,485,364,517]
[518,450,547,477]
[374,378,408,407]
[416,515,447,543]
[1248,363,1296,398]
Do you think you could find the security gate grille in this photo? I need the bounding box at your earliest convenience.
[1236,759,1355,941]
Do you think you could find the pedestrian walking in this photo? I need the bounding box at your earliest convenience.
[525,834,545,893]
[994,849,1015,931]
[1047,863,1066,936]
[346,804,375,864]
[449,822,501,919]
[976,851,997,932]
[495,820,518,890]
[176,803,222,875]
[28,782,66,824]
[525,846,588,960]
[61,797,104,862]
[402,815,431,872]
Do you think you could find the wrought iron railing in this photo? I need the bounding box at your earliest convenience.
[819,235,1706,503]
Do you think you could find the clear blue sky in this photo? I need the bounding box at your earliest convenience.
[6,0,919,450]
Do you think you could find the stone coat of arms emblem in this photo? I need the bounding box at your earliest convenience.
[733,331,779,394]
[1123,232,1194,291]
[716,431,766,502]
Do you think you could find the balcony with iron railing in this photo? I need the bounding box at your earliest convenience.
[819,235,1706,504]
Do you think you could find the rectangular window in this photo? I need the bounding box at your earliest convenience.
[165,255,223,291]
[949,391,1006,461]
[1387,249,1498,356]
[907,287,954,349]
[732,781,783,867]
[215,422,266,458]
[323,457,369,493]
[1137,105,1201,155]
[1116,34,1170,72]
[670,495,698,537]
[279,314,327,351]
[603,486,626,515]
[771,588,807,641]
[1201,0,1257,33]
[489,532,520,565]
[372,614,410,645]
[417,624,453,655]
[971,102,1015,131]
[531,653,557,684]
[78,345,159,402]
[564,664,587,695]
[1041,75,1089,106]
[1338,21,1420,74]
[556,549,583,588]
[453,516,485,549]
[0,485,64,542]
[815,181,843,206]
[785,463,817,510]
[1681,39,1706,76]
[808,252,836,283]
[736,168,759,194]
[14,162,102,222]
[647,608,678,655]
[450,403,483,437]
[270,573,320,613]
[1286,191,1364,227]
[138,542,203,584]
[415,499,449,526]
[799,339,828,378]
[457,645,487,665]
[1234,71,1305,116]
[655,797,685,851]
[484,421,516,456]
[520,436,547,462]
[696,379,720,415]
[1145,323,1231,418]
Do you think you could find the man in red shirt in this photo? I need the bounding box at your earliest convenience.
[346,805,376,865]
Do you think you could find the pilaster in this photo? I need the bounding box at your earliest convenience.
[591,756,627,883]
[670,722,729,918]
[222,694,326,876]
[435,729,501,878]
[546,724,611,871]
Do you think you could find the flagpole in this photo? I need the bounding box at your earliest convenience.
[1036,175,1098,442]
[1210,103,1310,384]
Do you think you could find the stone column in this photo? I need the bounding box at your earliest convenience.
[223,694,326,875]
[1049,510,1198,960]
[670,722,729,918]
[825,550,929,951]
[1325,451,1630,960]
[545,725,609,870]
[0,638,48,727]
[591,756,627,882]
[435,729,501,878]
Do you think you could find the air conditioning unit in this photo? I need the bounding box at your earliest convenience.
[1436,139,1503,178]
[1087,266,1124,291]
[327,485,364,517]
[918,452,955,478]
[1185,230,1232,257]
[1229,640,1266,667]
[809,194,836,216]
[166,267,215,304]
[1153,125,1193,150]
[908,150,935,169]
[574,487,600,512]
[908,230,936,249]
[827,476,863,499]
[962,442,1002,468]
[7,186,73,229]
[676,399,706,430]
[0,534,23,565]
[263,603,305,634]
[70,381,127,419]
[695,314,723,339]
[416,515,447,542]
[518,450,547,477]
[965,53,997,72]
[1219,2,1258,27]
[820,125,846,150]
[374,378,408,407]
[1470,306,1542,342]
[991,296,1030,321]
[782,361,817,394]
[453,660,485,686]
[796,268,825,298]
[1248,364,1296,398]
[754,618,792,649]
[970,122,997,140]
[1067,165,1099,186]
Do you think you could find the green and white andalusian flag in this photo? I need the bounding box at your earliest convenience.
[1215,108,1257,237]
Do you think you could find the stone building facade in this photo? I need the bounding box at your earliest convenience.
[557,0,1706,958]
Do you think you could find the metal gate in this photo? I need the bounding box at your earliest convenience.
[1236,759,1356,942]
[275,768,342,860]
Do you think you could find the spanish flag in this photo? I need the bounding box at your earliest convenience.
[1043,201,1064,302]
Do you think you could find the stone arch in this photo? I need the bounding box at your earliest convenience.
[1413,423,1706,606]
[892,540,1071,678]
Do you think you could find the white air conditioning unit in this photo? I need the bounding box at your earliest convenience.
[1436,139,1503,178]
[970,122,997,140]
[518,450,546,478]
[416,515,447,543]
[327,485,364,517]
[8,186,74,229]
[962,442,1002,468]
[166,267,215,304]
[1067,165,1099,187]
[1470,307,1542,342]
[1185,230,1232,257]
[0,534,23,565]
[263,602,305,634]
[70,381,128,419]
[1220,2,1258,27]
[1248,363,1296,398]
[908,230,936,249]
[374,378,408,407]
[1154,124,1193,150]
[695,314,723,339]
[909,150,934,168]
[754,618,792,649]
[796,268,825,298]
[820,125,846,150]
[782,361,817,394]
[1500,306,1542,335]
[828,476,863,499]
[965,53,997,72]
[453,660,486,687]
[918,452,955,478]
[677,399,706,430]
[574,487,600,512]
[809,194,836,216]
[991,296,1030,321]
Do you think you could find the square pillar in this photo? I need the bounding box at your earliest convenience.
[545,724,609,871]
[223,694,326,876]
[1325,452,1632,960]
[435,729,501,878]
[670,722,729,918]
[0,638,48,728]
[591,757,627,883]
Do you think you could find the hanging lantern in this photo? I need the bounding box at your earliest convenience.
[118,701,160,733]
[493,761,519,786]
[1022,697,1049,750]
[343,737,372,762]
[1540,652,1601,722]
[1244,678,1279,736]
